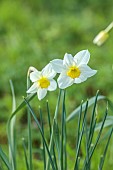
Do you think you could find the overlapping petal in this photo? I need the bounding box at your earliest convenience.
[38,88,47,100]
[74,50,90,66]
[48,79,57,91]
[50,59,63,73]
[30,70,41,82]
[63,53,75,68]
[74,75,87,84]
[58,74,74,89]
[79,64,97,78]
[42,63,56,79]
[27,82,38,93]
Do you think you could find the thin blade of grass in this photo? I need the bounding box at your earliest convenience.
[83,106,108,169]
[87,91,99,157]
[85,107,90,170]
[46,101,58,170]
[98,127,113,144]
[22,138,30,170]
[64,100,67,170]
[98,125,113,170]
[74,102,82,170]
[53,119,60,164]
[66,92,106,122]
[39,107,46,170]
[24,98,56,170]
[46,100,52,135]
[52,144,58,170]
[46,89,62,170]
[95,118,113,131]
[76,101,83,151]
[27,111,32,170]
[8,80,16,170]
[0,147,12,170]
[9,93,36,121]
[61,90,66,170]
[74,100,88,170]
[27,75,32,170]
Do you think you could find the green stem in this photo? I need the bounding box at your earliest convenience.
[27,73,32,170]
[22,138,30,170]
[24,98,56,170]
[74,100,88,170]
[8,80,16,170]
[39,107,46,170]
[46,90,62,170]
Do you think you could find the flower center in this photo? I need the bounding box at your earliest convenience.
[38,77,50,88]
[67,66,81,78]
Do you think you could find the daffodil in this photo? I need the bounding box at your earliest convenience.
[50,50,97,89]
[27,63,57,100]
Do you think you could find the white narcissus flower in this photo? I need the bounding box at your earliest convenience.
[27,63,57,100]
[50,50,97,89]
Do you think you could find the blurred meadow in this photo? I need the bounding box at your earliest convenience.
[0,0,113,169]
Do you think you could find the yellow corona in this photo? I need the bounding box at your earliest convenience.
[67,66,81,79]
[38,77,50,88]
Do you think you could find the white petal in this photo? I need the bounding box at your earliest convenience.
[74,50,90,66]
[42,63,56,78]
[58,74,74,89]
[63,53,75,68]
[50,59,63,73]
[30,70,41,82]
[27,82,38,93]
[74,75,87,84]
[79,64,97,78]
[48,79,57,91]
[37,88,47,100]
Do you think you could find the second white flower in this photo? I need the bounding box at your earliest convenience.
[27,63,57,100]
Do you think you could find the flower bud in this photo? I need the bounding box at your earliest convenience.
[93,30,109,46]
[93,22,113,46]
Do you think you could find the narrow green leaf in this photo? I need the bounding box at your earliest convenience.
[24,98,56,170]
[46,101,58,170]
[53,119,60,162]
[66,93,106,122]
[0,147,12,170]
[74,100,88,170]
[76,102,83,151]
[83,107,108,169]
[63,100,67,170]
[61,90,66,170]
[46,101,52,135]
[27,75,32,170]
[46,89,62,170]
[9,93,36,121]
[98,127,113,144]
[39,107,46,170]
[98,126,113,169]
[27,110,32,170]
[95,119,113,131]
[85,108,90,170]
[22,138,30,170]
[87,91,99,151]
[8,80,17,170]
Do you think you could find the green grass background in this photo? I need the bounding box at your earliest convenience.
[0,0,113,169]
